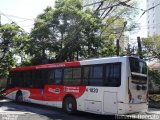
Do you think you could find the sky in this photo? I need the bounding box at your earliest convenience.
[0,0,55,32]
[127,0,147,44]
[0,0,147,38]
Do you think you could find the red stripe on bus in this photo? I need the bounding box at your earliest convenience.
[5,86,86,102]
[10,61,80,71]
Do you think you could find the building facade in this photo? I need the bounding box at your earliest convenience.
[147,0,160,36]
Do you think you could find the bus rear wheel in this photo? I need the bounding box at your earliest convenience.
[63,96,77,114]
[16,92,23,103]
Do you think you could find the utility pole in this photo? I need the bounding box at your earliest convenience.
[137,36,143,59]
[126,43,131,56]
[116,39,120,56]
[116,21,127,56]
[0,14,1,26]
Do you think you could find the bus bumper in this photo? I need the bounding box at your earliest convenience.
[118,103,148,115]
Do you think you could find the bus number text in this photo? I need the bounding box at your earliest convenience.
[86,88,98,93]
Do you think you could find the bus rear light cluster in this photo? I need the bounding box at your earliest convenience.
[146,92,149,102]
[128,89,132,103]
[136,85,147,91]
[136,85,141,90]
[142,86,147,90]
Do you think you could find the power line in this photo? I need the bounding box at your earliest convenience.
[119,2,160,34]
[0,14,1,26]
[118,0,145,11]
[83,0,104,7]
[0,12,34,21]
[21,24,34,28]
[138,2,160,20]
[16,19,33,23]
[84,0,160,21]
[0,11,14,23]
[0,10,29,34]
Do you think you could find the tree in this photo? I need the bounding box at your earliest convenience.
[142,35,160,94]
[0,24,29,78]
[142,35,160,60]
[27,0,138,64]
[29,0,102,62]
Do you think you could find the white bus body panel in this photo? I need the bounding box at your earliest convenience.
[80,57,123,114]
[103,92,117,114]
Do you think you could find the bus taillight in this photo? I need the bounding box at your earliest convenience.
[146,91,149,102]
[128,89,132,103]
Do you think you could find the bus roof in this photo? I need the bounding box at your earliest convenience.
[10,61,80,71]
[10,56,140,72]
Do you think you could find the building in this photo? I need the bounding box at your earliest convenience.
[147,0,160,36]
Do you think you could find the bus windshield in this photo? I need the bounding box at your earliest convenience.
[129,57,147,75]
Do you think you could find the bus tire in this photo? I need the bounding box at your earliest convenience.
[63,96,77,114]
[16,91,23,103]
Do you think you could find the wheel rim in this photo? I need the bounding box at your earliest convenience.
[66,102,73,112]
[18,95,23,102]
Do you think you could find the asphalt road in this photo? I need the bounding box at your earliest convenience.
[0,99,160,120]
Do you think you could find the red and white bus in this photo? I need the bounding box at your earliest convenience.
[4,56,148,115]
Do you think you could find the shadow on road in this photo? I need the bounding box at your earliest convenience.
[0,99,145,120]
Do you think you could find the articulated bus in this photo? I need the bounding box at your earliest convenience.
[4,56,148,115]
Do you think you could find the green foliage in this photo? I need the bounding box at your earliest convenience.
[29,0,105,63]
[0,24,29,78]
[149,94,160,102]
[142,35,160,60]
[149,70,160,85]
[25,0,138,64]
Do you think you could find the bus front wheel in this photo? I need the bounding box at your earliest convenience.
[16,92,23,103]
[63,96,77,114]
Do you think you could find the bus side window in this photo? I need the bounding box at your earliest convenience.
[41,69,48,86]
[9,72,16,88]
[63,67,81,86]
[14,72,23,87]
[64,68,73,85]
[23,71,32,88]
[54,69,63,85]
[82,66,90,85]
[72,67,81,85]
[32,70,47,88]
[89,65,103,86]
[48,68,63,85]
[48,69,54,84]
[34,70,42,88]
[32,71,38,88]
[105,63,121,87]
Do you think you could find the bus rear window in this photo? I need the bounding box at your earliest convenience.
[131,74,147,84]
[129,57,147,74]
